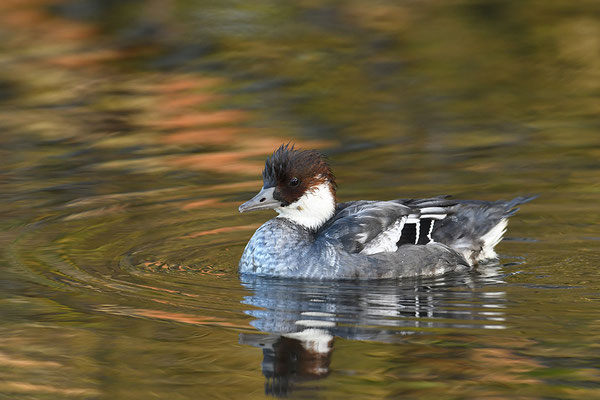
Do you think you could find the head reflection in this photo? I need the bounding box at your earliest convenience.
[240,329,333,396]
[240,267,507,396]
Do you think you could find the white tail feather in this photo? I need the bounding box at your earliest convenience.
[478,218,508,261]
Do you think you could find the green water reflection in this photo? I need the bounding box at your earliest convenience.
[0,0,599,399]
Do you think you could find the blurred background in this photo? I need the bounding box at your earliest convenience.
[0,0,599,399]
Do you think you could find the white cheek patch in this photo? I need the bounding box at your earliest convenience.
[275,182,335,230]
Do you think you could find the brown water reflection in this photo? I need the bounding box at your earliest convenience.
[1,0,599,399]
[239,271,600,398]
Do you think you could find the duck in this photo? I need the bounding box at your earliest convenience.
[238,144,535,280]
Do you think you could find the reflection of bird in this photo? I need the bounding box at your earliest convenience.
[240,330,333,397]
[238,144,535,279]
[239,274,509,396]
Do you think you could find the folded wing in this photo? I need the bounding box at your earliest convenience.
[318,197,456,254]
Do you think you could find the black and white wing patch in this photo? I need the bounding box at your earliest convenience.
[319,201,412,253]
[319,197,455,255]
[394,198,453,248]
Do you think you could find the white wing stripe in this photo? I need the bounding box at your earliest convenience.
[421,214,446,220]
[427,220,435,243]
[419,207,446,214]
[415,221,420,244]
[407,214,420,223]
[360,216,407,255]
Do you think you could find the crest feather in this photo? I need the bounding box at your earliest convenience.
[262,144,336,192]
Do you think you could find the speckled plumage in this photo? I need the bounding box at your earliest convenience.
[238,211,470,279]
[238,145,536,280]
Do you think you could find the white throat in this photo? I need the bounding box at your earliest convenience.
[275,182,335,230]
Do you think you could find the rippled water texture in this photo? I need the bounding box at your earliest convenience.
[1,0,599,399]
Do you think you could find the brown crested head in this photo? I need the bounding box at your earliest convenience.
[263,144,336,206]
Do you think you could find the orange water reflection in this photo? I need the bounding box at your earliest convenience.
[0,0,336,181]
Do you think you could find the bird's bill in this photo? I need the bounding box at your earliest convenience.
[238,187,281,213]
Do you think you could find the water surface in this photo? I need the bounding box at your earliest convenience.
[1,1,599,398]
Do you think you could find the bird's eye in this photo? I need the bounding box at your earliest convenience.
[289,177,300,187]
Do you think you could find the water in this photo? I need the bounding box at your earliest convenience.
[1,0,599,398]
